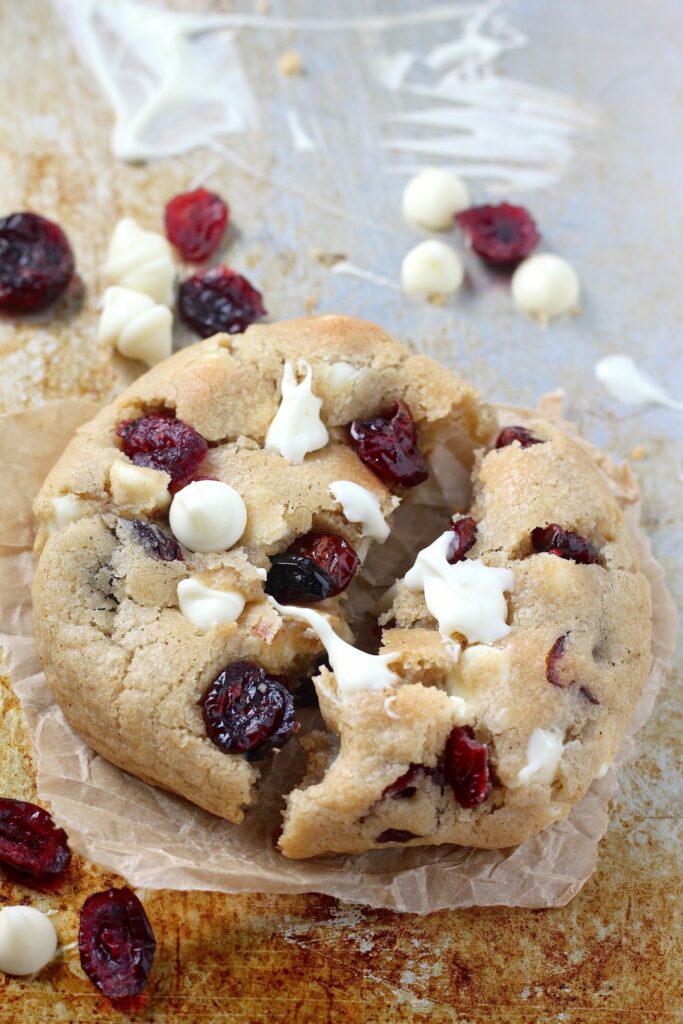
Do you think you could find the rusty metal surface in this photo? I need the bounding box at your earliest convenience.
[0,0,681,1021]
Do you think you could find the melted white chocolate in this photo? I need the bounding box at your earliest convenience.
[516,728,563,786]
[265,361,329,464]
[177,578,245,631]
[329,480,390,542]
[268,597,400,697]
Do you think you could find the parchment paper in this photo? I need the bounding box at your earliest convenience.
[0,397,676,914]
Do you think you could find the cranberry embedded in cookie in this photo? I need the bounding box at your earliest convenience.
[130,520,184,561]
[116,411,208,493]
[265,533,360,604]
[446,516,477,563]
[348,400,428,490]
[444,727,491,809]
[0,211,75,313]
[546,635,571,687]
[0,798,71,880]
[495,425,542,449]
[531,524,602,565]
[202,661,298,760]
[78,887,156,1001]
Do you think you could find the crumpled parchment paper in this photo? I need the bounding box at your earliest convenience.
[0,394,676,914]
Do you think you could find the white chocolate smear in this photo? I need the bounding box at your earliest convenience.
[401,240,464,296]
[105,218,175,307]
[177,579,245,631]
[516,728,564,786]
[268,597,400,697]
[98,286,172,367]
[511,254,580,321]
[404,532,514,645]
[402,167,470,230]
[265,362,329,465]
[329,480,390,542]
[169,480,247,554]
[0,907,58,977]
[594,355,683,411]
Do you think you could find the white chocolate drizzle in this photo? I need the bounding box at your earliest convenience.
[329,480,390,542]
[594,354,683,410]
[265,361,329,465]
[98,286,172,367]
[104,218,175,306]
[268,597,400,697]
[404,532,514,644]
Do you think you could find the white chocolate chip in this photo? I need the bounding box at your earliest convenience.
[401,240,464,296]
[177,578,245,631]
[0,907,57,976]
[109,460,171,513]
[99,286,172,367]
[516,728,564,786]
[105,217,175,306]
[402,168,470,231]
[48,494,87,533]
[169,480,247,553]
[511,254,580,321]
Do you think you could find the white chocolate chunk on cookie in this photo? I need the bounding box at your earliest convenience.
[99,286,172,367]
[48,494,88,533]
[404,532,514,644]
[109,460,171,513]
[177,578,245,631]
[169,480,247,553]
[516,728,564,786]
[329,480,390,542]
[265,361,329,464]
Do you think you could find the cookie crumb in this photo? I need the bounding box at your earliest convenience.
[304,295,318,315]
[279,51,304,77]
[428,293,446,306]
[311,248,346,267]
[631,445,646,460]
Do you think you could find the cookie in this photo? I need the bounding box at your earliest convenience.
[32,315,494,825]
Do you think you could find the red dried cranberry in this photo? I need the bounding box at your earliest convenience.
[0,212,75,313]
[546,635,573,688]
[265,533,360,604]
[455,203,540,265]
[531,524,602,565]
[495,426,542,449]
[78,887,156,1001]
[348,400,428,490]
[579,686,600,706]
[179,265,265,337]
[376,829,420,844]
[0,799,71,879]
[444,726,491,809]
[202,660,298,759]
[447,516,477,563]
[116,411,208,493]
[130,520,183,561]
[165,188,229,263]
[382,765,424,800]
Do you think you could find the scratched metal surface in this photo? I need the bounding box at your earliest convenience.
[0,0,681,1021]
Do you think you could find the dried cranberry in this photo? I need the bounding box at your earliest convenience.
[382,765,424,800]
[531,524,602,565]
[455,203,540,265]
[376,829,420,844]
[202,660,298,759]
[130,520,183,561]
[348,400,428,490]
[0,799,71,879]
[179,265,265,337]
[495,426,542,449]
[444,726,491,809]
[78,887,156,1001]
[579,686,600,706]
[165,188,229,262]
[447,516,477,563]
[116,411,208,493]
[0,212,75,313]
[265,533,360,604]
[546,635,573,688]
